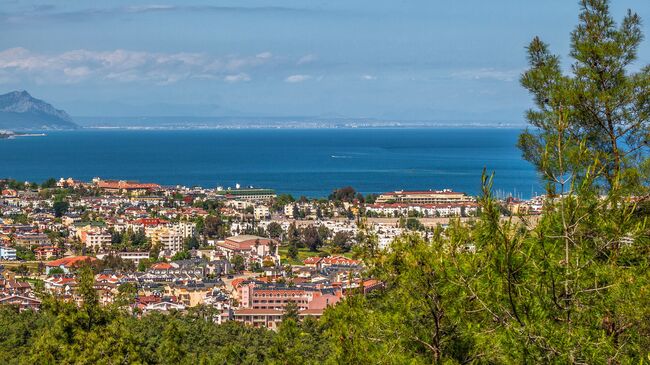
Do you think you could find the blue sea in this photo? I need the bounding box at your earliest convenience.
[0,128,541,198]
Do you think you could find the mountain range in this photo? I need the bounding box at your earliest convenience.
[0,91,78,130]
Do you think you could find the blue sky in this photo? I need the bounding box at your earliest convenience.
[0,0,649,122]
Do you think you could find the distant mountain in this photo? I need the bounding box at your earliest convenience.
[0,91,78,130]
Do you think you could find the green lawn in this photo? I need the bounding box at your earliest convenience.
[278,247,319,265]
[277,246,354,265]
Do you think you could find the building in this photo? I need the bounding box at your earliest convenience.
[93,178,160,195]
[0,295,41,311]
[34,246,62,260]
[216,235,279,265]
[254,205,270,220]
[148,226,184,256]
[375,189,474,205]
[82,231,112,251]
[13,233,51,247]
[237,281,341,311]
[216,188,276,201]
[45,256,97,274]
[228,308,325,330]
[0,246,16,261]
[116,251,150,265]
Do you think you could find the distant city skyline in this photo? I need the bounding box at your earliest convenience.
[1,0,649,122]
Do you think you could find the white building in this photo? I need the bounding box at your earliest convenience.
[0,246,17,261]
[254,205,270,220]
[149,226,184,256]
[84,232,112,251]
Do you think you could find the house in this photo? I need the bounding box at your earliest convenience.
[303,256,323,268]
[321,256,361,268]
[45,256,97,274]
[34,246,62,261]
[0,295,41,311]
[43,276,77,295]
[143,300,186,313]
[115,251,150,265]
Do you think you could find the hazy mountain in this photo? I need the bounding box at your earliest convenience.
[0,91,78,130]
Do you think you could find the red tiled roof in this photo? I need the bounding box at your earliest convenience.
[151,262,173,270]
[97,181,160,190]
[321,256,360,266]
[133,218,168,226]
[382,190,464,196]
[303,257,323,265]
[46,256,96,268]
[230,278,246,288]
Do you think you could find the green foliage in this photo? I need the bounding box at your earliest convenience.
[328,186,357,202]
[184,236,200,251]
[48,267,65,275]
[301,225,322,252]
[231,254,245,272]
[40,178,57,189]
[15,245,35,261]
[203,215,226,238]
[330,231,352,253]
[266,222,284,239]
[519,0,649,192]
[0,3,646,364]
[171,250,191,261]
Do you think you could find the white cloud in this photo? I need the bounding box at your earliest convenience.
[0,47,272,85]
[361,74,376,80]
[297,54,317,65]
[224,73,251,83]
[255,52,272,59]
[450,68,521,82]
[285,74,311,83]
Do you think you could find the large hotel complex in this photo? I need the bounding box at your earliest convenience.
[375,189,474,205]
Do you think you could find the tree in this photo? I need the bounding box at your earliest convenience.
[266,222,284,239]
[301,225,322,252]
[365,193,379,204]
[15,246,35,261]
[203,215,223,238]
[115,282,137,307]
[157,320,188,364]
[317,225,331,241]
[52,200,69,218]
[48,267,64,275]
[272,194,295,212]
[328,186,357,202]
[183,236,200,250]
[331,231,352,253]
[287,243,299,260]
[519,0,649,191]
[231,254,245,272]
[403,217,424,231]
[171,250,191,261]
[40,178,57,189]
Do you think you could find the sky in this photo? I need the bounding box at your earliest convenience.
[0,0,649,122]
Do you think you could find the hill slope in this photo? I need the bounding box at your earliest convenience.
[0,91,78,130]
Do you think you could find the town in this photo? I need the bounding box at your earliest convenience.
[0,176,542,328]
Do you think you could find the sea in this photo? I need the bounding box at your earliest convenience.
[0,128,541,198]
